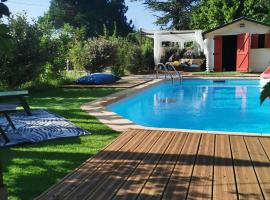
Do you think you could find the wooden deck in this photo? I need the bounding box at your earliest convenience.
[36,129,270,200]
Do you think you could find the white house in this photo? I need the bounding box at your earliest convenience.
[204,17,270,72]
[145,17,270,73]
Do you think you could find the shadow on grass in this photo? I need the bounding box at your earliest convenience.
[0,87,121,200]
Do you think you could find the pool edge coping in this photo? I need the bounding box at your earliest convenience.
[81,77,270,137]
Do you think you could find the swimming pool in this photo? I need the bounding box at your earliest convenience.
[107,79,270,134]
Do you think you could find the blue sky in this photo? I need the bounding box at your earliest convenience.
[5,0,159,30]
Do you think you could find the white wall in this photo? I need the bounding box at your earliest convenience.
[204,19,270,72]
[250,49,270,72]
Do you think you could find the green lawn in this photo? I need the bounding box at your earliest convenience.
[0,88,121,200]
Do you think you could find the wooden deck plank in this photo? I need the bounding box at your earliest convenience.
[213,135,237,200]
[162,133,202,200]
[83,131,170,200]
[36,130,270,200]
[259,137,270,160]
[112,132,176,200]
[137,132,189,200]
[187,134,215,200]
[62,129,155,200]
[245,136,270,199]
[36,129,138,200]
[230,136,263,200]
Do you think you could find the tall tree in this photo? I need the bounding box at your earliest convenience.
[191,0,270,30]
[46,0,133,37]
[133,0,200,30]
[0,0,12,53]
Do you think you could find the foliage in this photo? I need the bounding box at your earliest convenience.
[162,47,181,63]
[39,23,83,80]
[76,37,118,73]
[110,33,154,75]
[260,82,270,104]
[133,0,200,29]
[125,40,154,74]
[46,0,133,37]
[0,0,12,55]
[0,13,43,88]
[68,39,88,71]
[141,39,155,71]
[0,87,120,200]
[0,0,9,187]
[126,45,144,74]
[110,39,127,76]
[161,45,205,62]
[191,0,270,30]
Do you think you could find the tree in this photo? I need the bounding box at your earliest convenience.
[46,0,133,37]
[0,0,12,54]
[191,0,270,30]
[133,0,200,30]
[0,13,44,87]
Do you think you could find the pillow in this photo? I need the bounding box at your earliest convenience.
[180,63,190,68]
[75,73,121,85]
[190,64,200,68]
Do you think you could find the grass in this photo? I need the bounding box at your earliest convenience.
[0,88,121,200]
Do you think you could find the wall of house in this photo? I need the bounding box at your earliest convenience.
[250,49,270,72]
[204,19,270,72]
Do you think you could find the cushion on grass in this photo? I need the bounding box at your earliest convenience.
[0,109,90,147]
[75,73,121,85]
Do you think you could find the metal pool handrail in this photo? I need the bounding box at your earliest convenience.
[155,62,182,81]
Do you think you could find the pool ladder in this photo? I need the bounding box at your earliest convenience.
[155,62,182,81]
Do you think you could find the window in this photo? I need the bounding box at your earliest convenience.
[251,33,270,49]
[258,34,265,48]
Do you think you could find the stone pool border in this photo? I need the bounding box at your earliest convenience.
[81,76,270,137]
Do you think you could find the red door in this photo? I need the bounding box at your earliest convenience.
[236,33,250,72]
[214,36,223,72]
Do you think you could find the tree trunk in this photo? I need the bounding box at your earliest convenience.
[0,164,8,200]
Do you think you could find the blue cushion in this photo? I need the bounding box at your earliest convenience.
[190,64,200,68]
[75,73,121,85]
[180,64,190,68]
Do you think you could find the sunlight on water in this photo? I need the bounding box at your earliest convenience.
[108,79,270,134]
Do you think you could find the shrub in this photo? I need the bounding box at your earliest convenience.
[110,38,129,76]
[126,45,143,74]
[83,37,118,73]
[0,13,43,88]
[124,39,154,74]
[39,23,82,79]
[141,39,154,71]
[68,40,88,71]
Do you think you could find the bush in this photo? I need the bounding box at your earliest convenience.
[68,39,88,71]
[110,38,129,76]
[83,37,118,73]
[107,33,154,75]
[126,45,143,74]
[0,13,43,88]
[125,38,154,74]
[141,39,154,71]
[39,23,83,79]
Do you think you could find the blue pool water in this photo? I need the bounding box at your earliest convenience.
[107,79,270,134]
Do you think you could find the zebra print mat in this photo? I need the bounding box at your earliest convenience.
[0,110,90,147]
